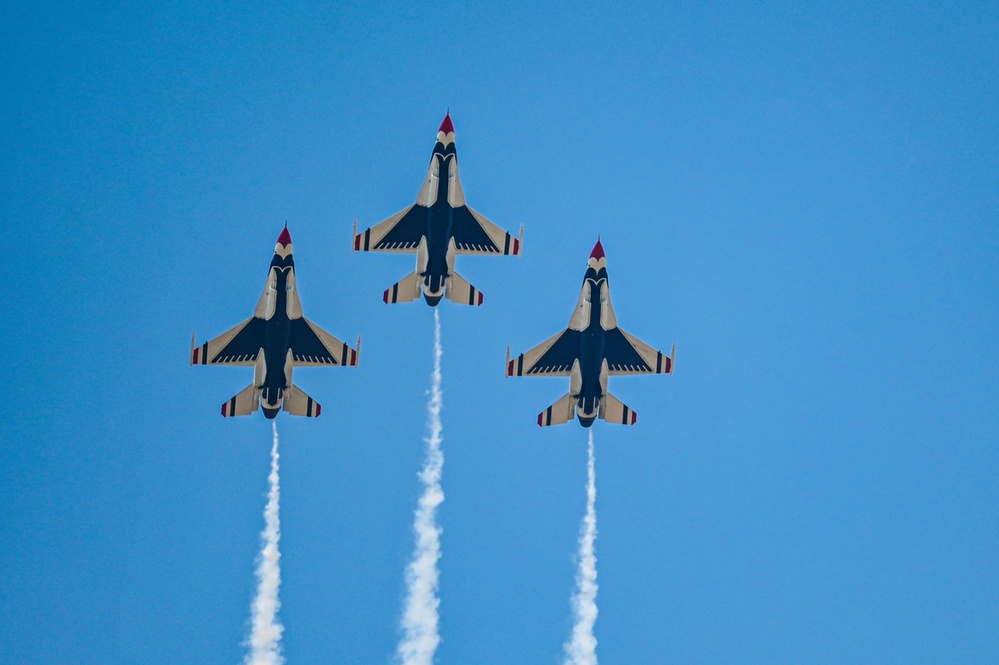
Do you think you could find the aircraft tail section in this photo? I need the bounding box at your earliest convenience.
[283,384,322,418]
[383,272,423,304]
[445,271,484,306]
[599,392,637,425]
[538,393,575,427]
[221,384,260,417]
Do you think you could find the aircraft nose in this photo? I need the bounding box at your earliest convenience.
[438,112,454,135]
[590,238,605,260]
[277,225,292,247]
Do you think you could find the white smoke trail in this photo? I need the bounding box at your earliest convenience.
[245,421,284,665]
[564,430,599,665]
[397,309,445,665]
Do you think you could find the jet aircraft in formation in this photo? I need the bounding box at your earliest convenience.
[506,240,674,427]
[191,227,360,418]
[192,115,675,424]
[352,113,523,306]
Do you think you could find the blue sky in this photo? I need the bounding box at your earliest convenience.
[2,1,997,663]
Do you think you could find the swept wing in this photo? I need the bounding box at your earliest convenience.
[353,205,426,253]
[290,318,360,367]
[451,206,521,255]
[507,329,581,377]
[604,328,674,375]
[191,318,266,366]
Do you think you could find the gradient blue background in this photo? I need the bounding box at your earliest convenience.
[2,1,997,663]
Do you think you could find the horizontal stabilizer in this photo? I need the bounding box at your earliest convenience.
[221,384,260,417]
[383,272,423,304]
[445,271,484,306]
[538,393,575,427]
[283,384,322,418]
[600,392,637,425]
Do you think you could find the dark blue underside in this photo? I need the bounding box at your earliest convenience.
[210,252,339,416]
[372,141,502,306]
[525,268,653,423]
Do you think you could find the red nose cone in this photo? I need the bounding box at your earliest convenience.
[590,239,605,260]
[277,226,292,247]
[438,112,454,135]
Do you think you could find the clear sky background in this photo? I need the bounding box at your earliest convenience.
[2,1,997,663]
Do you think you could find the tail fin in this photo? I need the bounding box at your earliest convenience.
[383,272,423,304]
[283,384,322,417]
[538,393,575,427]
[221,384,260,417]
[446,271,484,306]
[600,392,637,425]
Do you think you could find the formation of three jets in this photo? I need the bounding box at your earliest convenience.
[191,114,674,427]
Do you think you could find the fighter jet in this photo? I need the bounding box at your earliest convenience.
[352,112,523,306]
[191,227,360,418]
[506,240,674,427]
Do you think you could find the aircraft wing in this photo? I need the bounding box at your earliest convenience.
[507,329,581,377]
[451,205,521,255]
[192,317,266,366]
[289,318,359,367]
[604,328,673,375]
[354,205,427,253]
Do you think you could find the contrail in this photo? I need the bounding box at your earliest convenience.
[397,310,445,665]
[245,421,285,665]
[564,430,599,665]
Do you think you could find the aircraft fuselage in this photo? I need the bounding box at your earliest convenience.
[418,148,458,305]
[573,269,612,427]
[258,255,296,418]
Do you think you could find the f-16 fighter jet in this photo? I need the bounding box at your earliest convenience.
[352,112,523,306]
[506,240,674,427]
[191,227,360,418]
